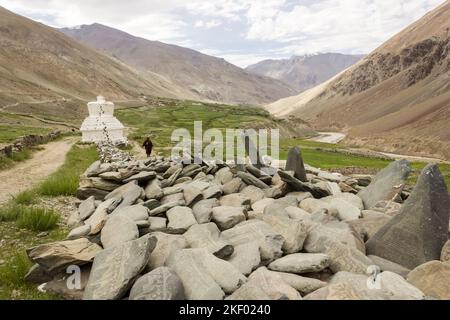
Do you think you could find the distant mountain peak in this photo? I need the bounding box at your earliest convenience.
[246,52,364,92]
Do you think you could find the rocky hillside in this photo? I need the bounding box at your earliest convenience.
[0,6,195,120]
[246,53,364,92]
[60,23,297,106]
[24,143,450,300]
[267,1,450,160]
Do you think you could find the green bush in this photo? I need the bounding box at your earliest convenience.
[16,206,59,231]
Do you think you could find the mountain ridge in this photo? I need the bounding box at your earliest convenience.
[60,23,297,105]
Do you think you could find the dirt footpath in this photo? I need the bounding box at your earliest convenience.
[0,137,75,205]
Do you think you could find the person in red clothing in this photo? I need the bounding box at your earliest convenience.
[142,137,153,157]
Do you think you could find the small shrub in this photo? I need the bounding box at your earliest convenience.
[12,190,37,205]
[16,207,59,231]
[0,204,23,222]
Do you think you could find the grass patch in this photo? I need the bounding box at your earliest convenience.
[0,125,51,144]
[0,204,59,231]
[0,250,60,300]
[0,204,23,222]
[36,144,98,197]
[0,149,33,170]
[12,190,38,205]
[16,206,59,231]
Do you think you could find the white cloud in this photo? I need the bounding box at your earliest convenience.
[0,0,445,66]
[244,0,444,54]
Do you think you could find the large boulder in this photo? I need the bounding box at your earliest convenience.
[304,271,423,300]
[305,220,366,253]
[110,205,149,221]
[219,193,251,209]
[84,197,122,235]
[100,215,139,249]
[227,241,261,275]
[258,211,307,254]
[236,172,269,189]
[144,179,163,200]
[273,272,327,296]
[366,164,449,269]
[83,235,157,300]
[226,267,301,300]
[129,267,185,300]
[27,238,102,273]
[184,223,233,258]
[268,253,330,274]
[278,171,330,198]
[357,159,411,209]
[240,185,265,204]
[368,255,411,278]
[221,220,284,265]
[166,206,197,232]
[212,206,246,230]
[304,231,372,274]
[105,181,144,211]
[222,177,244,195]
[78,196,96,220]
[123,171,156,184]
[285,147,307,182]
[147,232,188,269]
[166,248,246,299]
[407,260,450,300]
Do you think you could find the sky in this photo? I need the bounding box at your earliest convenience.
[0,0,445,67]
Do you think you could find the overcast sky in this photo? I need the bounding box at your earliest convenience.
[0,0,444,67]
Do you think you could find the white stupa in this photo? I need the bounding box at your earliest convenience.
[80,96,126,144]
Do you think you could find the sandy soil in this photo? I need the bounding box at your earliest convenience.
[0,137,75,205]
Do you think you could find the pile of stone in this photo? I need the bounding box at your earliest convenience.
[96,141,133,164]
[24,145,450,300]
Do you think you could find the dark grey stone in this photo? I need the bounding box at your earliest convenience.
[366,164,450,269]
[278,170,330,198]
[236,172,269,189]
[83,235,157,300]
[285,147,307,182]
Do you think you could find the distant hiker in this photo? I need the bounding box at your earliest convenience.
[143,137,153,157]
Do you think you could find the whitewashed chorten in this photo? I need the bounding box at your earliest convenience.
[80,96,126,144]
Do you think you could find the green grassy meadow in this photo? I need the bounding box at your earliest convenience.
[116,100,450,189]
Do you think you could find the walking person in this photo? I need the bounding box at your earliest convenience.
[142,137,153,158]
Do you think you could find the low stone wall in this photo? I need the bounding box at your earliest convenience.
[0,131,61,159]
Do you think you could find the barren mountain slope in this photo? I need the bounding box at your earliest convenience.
[0,6,194,120]
[246,53,364,92]
[61,23,297,105]
[267,1,450,160]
